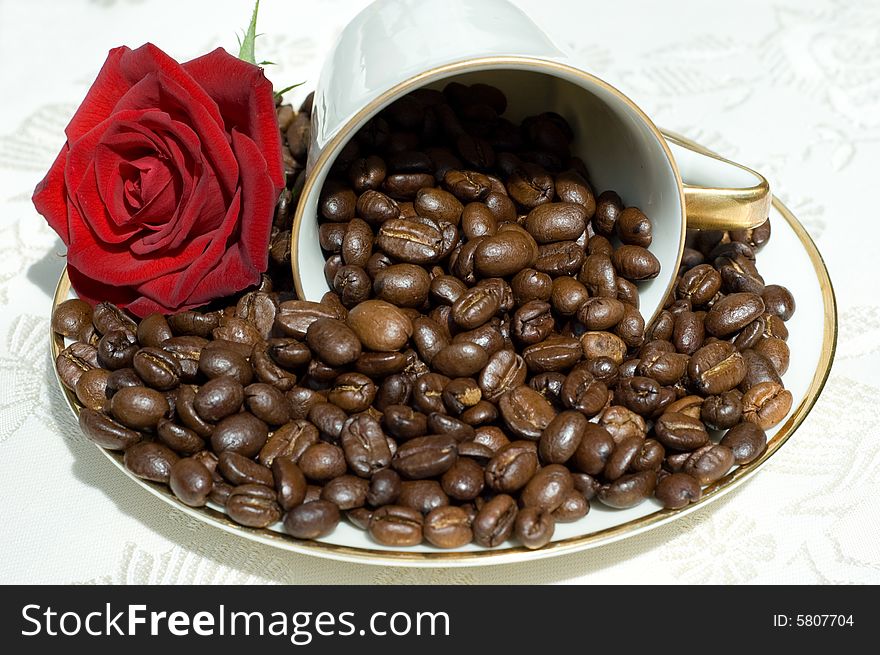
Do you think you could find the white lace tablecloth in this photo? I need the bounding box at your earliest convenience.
[1,0,876,584]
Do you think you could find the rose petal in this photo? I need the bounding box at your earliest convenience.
[33,145,71,244]
[228,129,273,273]
[183,48,284,193]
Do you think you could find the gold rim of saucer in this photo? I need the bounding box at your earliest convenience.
[51,135,837,565]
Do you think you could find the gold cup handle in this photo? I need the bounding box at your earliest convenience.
[662,130,772,231]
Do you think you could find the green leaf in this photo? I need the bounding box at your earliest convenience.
[258,60,276,67]
[238,0,260,64]
[274,81,306,101]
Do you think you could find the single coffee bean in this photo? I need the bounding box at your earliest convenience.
[600,405,647,443]
[597,470,657,509]
[514,506,555,549]
[340,413,393,478]
[678,264,722,306]
[52,299,93,340]
[654,412,709,451]
[97,330,138,370]
[616,207,652,247]
[524,202,587,243]
[167,311,221,338]
[511,268,553,305]
[422,506,473,548]
[321,475,369,510]
[689,341,747,395]
[499,385,555,439]
[392,434,458,479]
[137,313,173,348]
[218,451,274,487]
[761,284,796,321]
[553,489,590,522]
[612,245,661,280]
[284,500,341,539]
[74,367,110,411]
[720,421,767,464]
[442,377,482,414]
[156,418,204,455]
[193,376,243,422]
[347,300,413,352]
[227,484,282,528]
[472,493,517,547]
[555,169,595,217]
[506,163,554,208]
[412,372,450,415]
[578,254,617,298]
[580,331,627,365]
[742,381,793,429]
[132,347,181,391]
[485,440,539,492]
[705,292,766,336]
[440,457,485,500]
[754,337,790,376]
[78,407,142,450]
[368,505,424,546]
[615,376,662,416]
[198,347,253,385]
[478,350,527,402]
[273,456,308,511]
[654,472,702,509]
[534,241,585,276]
[169,457,213,507]
[683,444,735,485]
[373,264,431,308]
[673,310,705,355]
[473,228,538,277]
[538,411,586,464]
[93,301,137,336]
[365,468,402,507]
[243,383,291,425]
[521,464,573,512]
[356,190,399,224]
[432,342,488,378]
[110,386,169,429]
[259,420,319,467]
[123,441,178,483]
[211,413,268,458]
[701,390,743,430]
[327,372,377,413]
[275,300,345,340]
[522,336,582,373]
[56,342,99,390]
[299,442,347,482]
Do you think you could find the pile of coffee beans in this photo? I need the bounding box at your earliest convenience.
[52,83,795,551]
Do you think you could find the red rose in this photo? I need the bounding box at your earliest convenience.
[33,44,284,316]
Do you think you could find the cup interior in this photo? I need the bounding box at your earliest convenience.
[294,62,684,323]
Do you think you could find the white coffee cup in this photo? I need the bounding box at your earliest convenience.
[291,0,770,323]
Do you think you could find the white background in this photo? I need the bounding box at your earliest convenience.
[0,0,877,583]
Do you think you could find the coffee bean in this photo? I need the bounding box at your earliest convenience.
[499,385,555,439]
[761,284,796,321]
[52,299,93,340]
[754,337,790,376]
[683,444,735,485]
[597,470,657,509]
[473,493,517,547]
[169,457,213,506]
[97,330,138,370]
[156,418,204,455]
[110,386,169,429]
[524,202,587,243]
[474,228,538,277]
[689,341,747,395]
[705,292,765,336]
[211,413,268,458]
[654,412,709,451]
[485,440,538,492]
[260,420,319,467]
[79,407,142,450]
[340,413,392,477]
[678,264,721,306]
[393,434,458,479]
[124,441,178,483]
[283,500,340,539]
[478,349,527,402]
[347,300,413,352]
[534,241,585,276]
[299,442,347,482]
[522,335,582,373]
[515,506,555,549]
[742,381,792,429]
[369,505,424,546]
[616,207,652,247]
[555,170,595,217]
[511,269,553,305]
[75,367,110,411]
[440,457,485,500]
[93,301,137,336]
[328,372,377,413]
[56,342,99,390]
[701,390,743,430]
[580,331,627,364]
[198,347,253,386]
[227,484,282,528]
[612,245,661,280]
[521,464,573,512]
[452,285,501,330]
[720,421,767,464]
[655,472,701,509]
[579,254,617,298]
[507,163,554,208]
[273,456,307,511]
[321,475,369,510]
[168,311,221,338]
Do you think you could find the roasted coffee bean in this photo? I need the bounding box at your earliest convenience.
[110,386,169,429]
[452,285,501,330]
[579,254,617,298]
[415,187,463,224]
[472,493,517,547]
[124,441,178,483]
[158,336,204,383]
[678,264,721,306]
[514,506,555,549]
[286,387,325,420]
[132,347,181,390]
[754,337,790,376]
[593,191,622,236]
[479,350,527,402]
[506,163,554,208]
[673,310,705,355]
[485,440,539,492]
[597,470,657,509]
[555,169,595,216]
[320,182,356,222]
[701,390,743,430]
[705,292,765,336]
[761,284,796,321]
[339,413,392,478]
[308,402,348,440]
[442,377,482,414]
[93,301,137,336]
[602,435,643,481]
[272,456,308,511]
[636,348,688,386]
[432,342,488,378]
[615,376,662,416]
[632,438,665,472]
[398,480,448,514]
[521,464,572,512]
[79,407,142,450]
[612,245,661,280]
[218,451,274,487]
[615,304,645,348]
[550,277,589,317]
[511,301,554,346]
[412,372,449,414]
[156,419,203,455]
[499,385,555,439]
[234,292,277,340]
[646,310,675,342]
[227,484,282,528]
[616,278,640,309]
[97,329,138,370]
[333,265,371,307]
[321,475,370,510]
[382,405,427,441]
[168,311,221,338]
[616,207,652,247]
[241,383,289,425]
[536,411,584,464]
[580,331,627,365]
[251,343,297,392]
[422,506,472,548]
[524,202,587,243]
[474,228,538,277]
[276,300,344,340]
[654,472,702,509]
[169,457,213,507]
[299,442,347,482]
[461,400,497,426]
[576,298,624,332]
[653,412,709,451]
[211,413,268,457]
[56,342,99,390]
[522,336,582,373]
[440,457,485,500]
[553,489,590,522]
[320,222,347,253]
[349,154,387,192]
[74,368,110,411]
[373,264,431,308]
[511,269,552,305]
[666,395,704,419]
[721,421,767,464]
[368,505,423,546]
[683,444,735,485]
[52,299,93,340]
[740,349,782,391]
[213,316,263,347]
[327,373,377,413]
[198,347,253,385]
[283,500,340,539]
[175,385,213,437]
[600,405,647,443]
[689,341,747,394]
[742,381,792,429]
[461,202,498,240]
[383,172,436,199]
[571,472,601,501]
[347,300,412,352]
[193,376,243,422]
[392,434,458,479]
[534,241,585,276]
[429,275,467,307]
